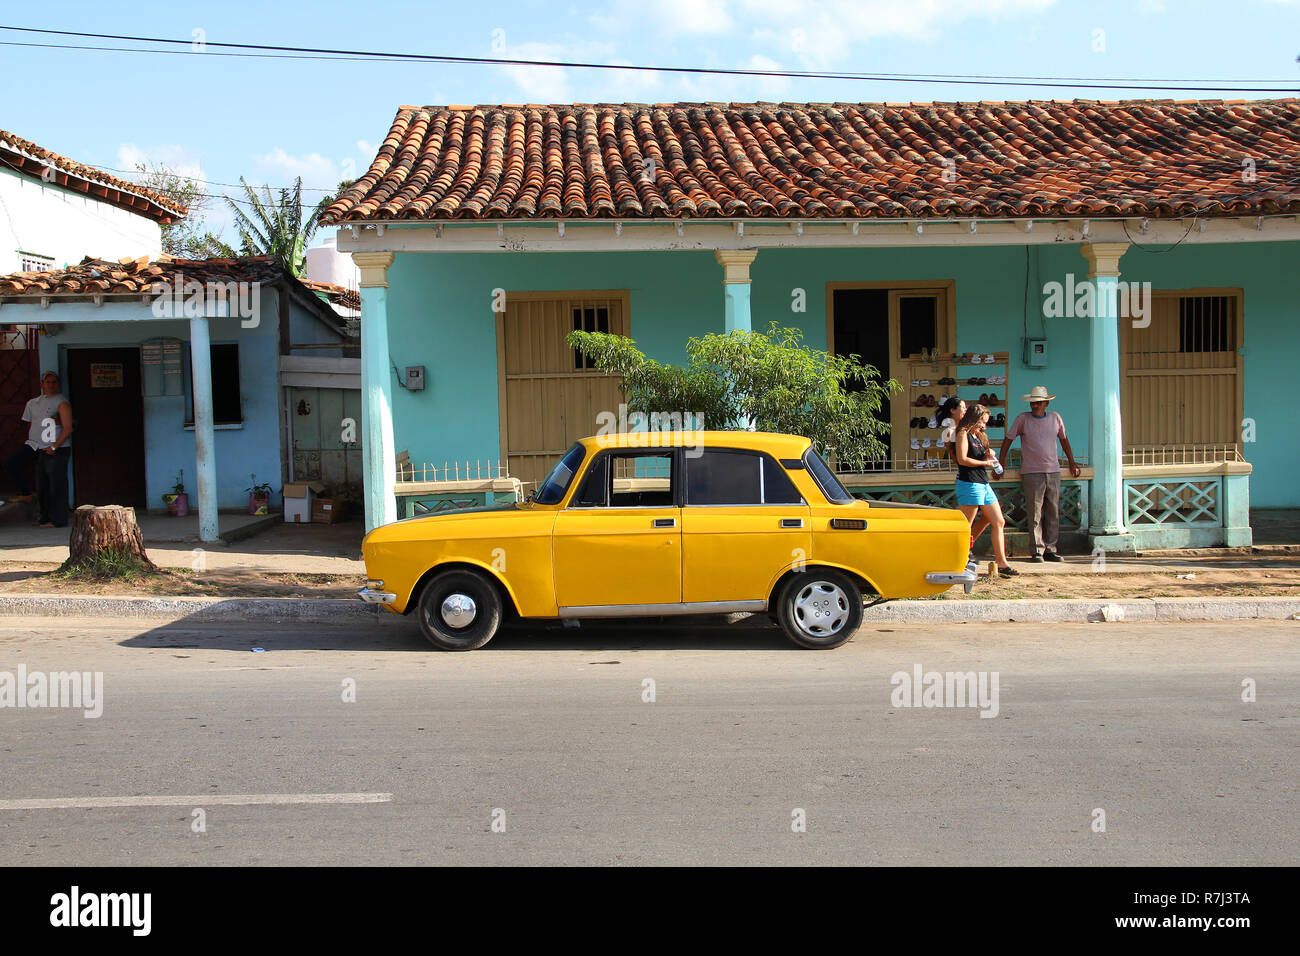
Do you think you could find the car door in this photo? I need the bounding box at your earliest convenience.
[681,449,811,604]
[552,449,682,609]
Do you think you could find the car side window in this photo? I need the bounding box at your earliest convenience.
[606,452,674,508]
[687,449,804,505]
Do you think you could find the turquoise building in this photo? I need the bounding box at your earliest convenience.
[323,101,1300,549]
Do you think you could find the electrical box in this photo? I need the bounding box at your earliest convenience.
[1023,338,1048,368]
[404,366,426,391]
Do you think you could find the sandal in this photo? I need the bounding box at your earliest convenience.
[998,566,1020,577]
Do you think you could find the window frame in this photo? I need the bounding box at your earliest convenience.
[183,342,243,427]
[683,447,807,507]
[566,447,679,509]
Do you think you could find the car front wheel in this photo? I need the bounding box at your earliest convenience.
[775,569,863,650]
[416,569,503,651]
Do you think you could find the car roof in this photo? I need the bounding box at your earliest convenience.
[580,431,813,457]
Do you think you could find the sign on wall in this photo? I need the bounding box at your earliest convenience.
[90,363,124,388]
[141,337,184,396]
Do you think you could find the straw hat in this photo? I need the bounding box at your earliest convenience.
[1021,385,1056,402]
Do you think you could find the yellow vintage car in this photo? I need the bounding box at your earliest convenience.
[359,431,976,650]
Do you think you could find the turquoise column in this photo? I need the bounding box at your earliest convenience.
[355,253,397,532]
[188,314,219,542]
[1081,243,1135,551]
[715,250,757,429]
[715,250,757,332]
[1222,469,1253,547]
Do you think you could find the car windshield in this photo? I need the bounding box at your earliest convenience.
[804,448,854,504]
[534,443,586,504]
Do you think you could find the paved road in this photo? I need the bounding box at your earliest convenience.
[0,614,1295,865]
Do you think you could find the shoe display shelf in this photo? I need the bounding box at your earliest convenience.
[903,350,1010,472]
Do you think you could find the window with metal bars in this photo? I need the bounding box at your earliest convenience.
[572,305,610,368]
[1179,296,1233,353]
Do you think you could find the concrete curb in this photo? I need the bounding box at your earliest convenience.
[0,594,1297,625]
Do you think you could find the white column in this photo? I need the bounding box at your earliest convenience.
[354,252,397,531]
[189,314,219,543]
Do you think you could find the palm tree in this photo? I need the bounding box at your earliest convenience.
[224,176,324,277]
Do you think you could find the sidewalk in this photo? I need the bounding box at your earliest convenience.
[0,513,365,575]
[0,510,1297,613]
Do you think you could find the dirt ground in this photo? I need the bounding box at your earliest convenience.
[0,562,364,599]
[2,559,1298,602]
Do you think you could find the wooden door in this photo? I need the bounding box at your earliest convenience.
[498,293,629,489]
[66,348,146,507]
[0,325,41,492]
[1120,291,1243,460]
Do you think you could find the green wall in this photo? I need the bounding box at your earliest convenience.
[385,239,1297,507]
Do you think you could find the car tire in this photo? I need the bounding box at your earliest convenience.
[775,569,863,650]
[416,569,503,651]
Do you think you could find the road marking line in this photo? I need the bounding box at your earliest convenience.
[0,792,393,810]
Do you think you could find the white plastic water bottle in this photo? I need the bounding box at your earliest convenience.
[991,456,1004,476]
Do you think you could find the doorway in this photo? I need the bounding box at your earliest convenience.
[828,282,955,467]
[66,348,146,507]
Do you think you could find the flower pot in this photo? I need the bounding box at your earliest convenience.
[164,493,189,517]
[249,493,270,516]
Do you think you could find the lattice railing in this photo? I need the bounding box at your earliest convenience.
[1125,478,1221,526]
[851,481,1086,531]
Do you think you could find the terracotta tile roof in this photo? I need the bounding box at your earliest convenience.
[0,128,187,223]
[0,255,281,297]
[321,100,1300,223]
[300,278,361,312]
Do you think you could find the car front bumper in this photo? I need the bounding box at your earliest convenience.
[357,587,397,605]
[925,570,979,594]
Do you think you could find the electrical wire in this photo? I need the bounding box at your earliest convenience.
[1,25,1297,93]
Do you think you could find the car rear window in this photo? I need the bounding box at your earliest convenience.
[686,449,804,505]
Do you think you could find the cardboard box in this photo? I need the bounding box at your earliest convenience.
[311,497,349,524]
[283,480,325,523]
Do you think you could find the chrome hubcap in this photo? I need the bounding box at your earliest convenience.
[793,581,849,637]
[440,592,478,629]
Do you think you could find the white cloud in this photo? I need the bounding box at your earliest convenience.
[596,0,1056,69]
[116,143,205,181]
[500,41,576,103]
[253,147,340,192]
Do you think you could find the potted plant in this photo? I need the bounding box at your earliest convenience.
[246,474,273,515]
[163,470,189,517]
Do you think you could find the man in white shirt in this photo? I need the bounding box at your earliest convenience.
[3,371,74,527]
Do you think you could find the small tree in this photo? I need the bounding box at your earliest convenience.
[132,163,236,259]
[567,323,899,470]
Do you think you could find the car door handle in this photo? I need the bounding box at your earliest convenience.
[780,518,804,529]
[653,517,676,528]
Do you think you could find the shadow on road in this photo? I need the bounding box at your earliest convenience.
[119,614,800,653]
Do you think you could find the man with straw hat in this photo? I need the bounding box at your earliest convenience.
[998,385,1080,562]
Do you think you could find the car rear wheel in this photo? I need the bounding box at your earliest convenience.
[776,569,862,649]
[416,569,503,651]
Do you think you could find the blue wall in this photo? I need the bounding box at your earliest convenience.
[385,239,1298,508]
[19,289,284,510]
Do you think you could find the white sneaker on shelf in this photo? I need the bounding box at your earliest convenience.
[910,438,921,450]
[921,438,931,449]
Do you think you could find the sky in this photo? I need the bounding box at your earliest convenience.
[2,0,1298,245]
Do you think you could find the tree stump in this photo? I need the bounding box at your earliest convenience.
[65,505,157,571]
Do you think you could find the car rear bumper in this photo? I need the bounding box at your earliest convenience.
[926,570,978,594]
[357,587,397,605]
